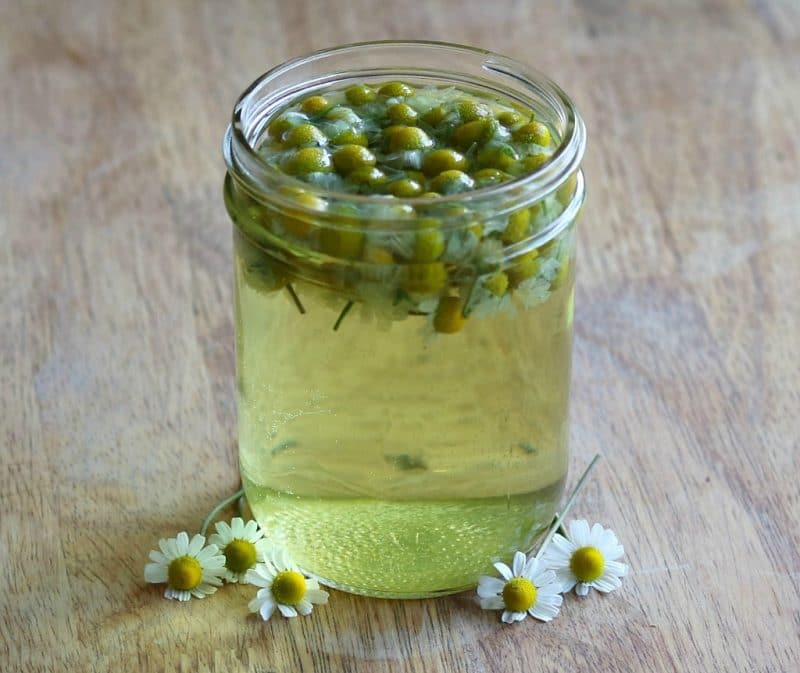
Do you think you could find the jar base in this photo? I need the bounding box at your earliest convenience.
[243,476,565,599]
[311,575,474,600]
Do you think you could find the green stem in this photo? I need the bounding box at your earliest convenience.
[333,300,354,331]
[199,487,245,537]
[461,276,478,318]
[286,284,306,314]
[534,453,601,559]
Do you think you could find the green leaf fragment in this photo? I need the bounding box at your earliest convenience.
[385,454,428,471]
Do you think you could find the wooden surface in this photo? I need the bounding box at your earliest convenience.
[2,1,799,671]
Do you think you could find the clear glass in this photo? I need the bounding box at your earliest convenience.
[222,41,586,598]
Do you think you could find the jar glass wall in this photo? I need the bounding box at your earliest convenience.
[223,41,586,598]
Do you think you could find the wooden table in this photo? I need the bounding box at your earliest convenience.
[3,1,798,671]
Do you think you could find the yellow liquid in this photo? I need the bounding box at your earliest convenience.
[235,246,574,597]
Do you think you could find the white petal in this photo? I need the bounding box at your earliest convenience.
[195,543,217,561]
[597,527,619,549]
[214,520,233,540]
[523,555,541,579]
[244,571,268,588]
[575,582,590,596]
[203,554,225,570]
[605,560,629,578]
[555,568,577,592]
[264,546,286,570]
[175,532,190,555]
[592,574,622,593]
[512,551,526,577]
[306,588,329,605]
[480,596,505,610]
[191,583,217,598]
[196,554,224,571]
[199,548,225,566]
[542,537,575,567]
[493,561,513,581]
[230,518,245,537]
[296,599,314,616]
[530,595,562,622]
[568,520,590,547]
[531,568,558,589]
[551,533,576,554]
[259,562,279,579]
[165,588,190,601]
[259,599,277,621]
[243,520,261,540]
[203,561,227,576]
[275,547,290,570]
[201,570,224,586]
[144,563,168,583]
[188,534,206,556]
[159,537,178,559]
[535,579,562,597]
[477,576,505,597]
[245,564,275,587]
[251,588,273,610]
[603,543,626,562]
[247,594,263,612]
[536,591,564,609]
[509,610,527,622]
[149,550,168,564]
[501,610,516,624]
[589,523,606,547]
[278,604,298,618]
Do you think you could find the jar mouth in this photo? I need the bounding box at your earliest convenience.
[224,40,586,222]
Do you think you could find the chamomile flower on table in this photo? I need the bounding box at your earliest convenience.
[144,531,226,601]
[477,550,563,624]
[208,517,270,582]
[246,547,329,621]
[542,519,628,596]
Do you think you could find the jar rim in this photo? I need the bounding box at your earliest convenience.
[224,40,586,221]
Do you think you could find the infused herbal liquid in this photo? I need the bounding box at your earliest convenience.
[223,45,586,598]
[234,227,574,597]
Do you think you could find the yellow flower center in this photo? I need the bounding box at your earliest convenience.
[167,556,202,591]
[570,546,605,582]
[271,570,307,606]
[224,539,257,574]
[502,577,537,612]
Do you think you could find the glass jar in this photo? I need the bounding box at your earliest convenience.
[222,41,586,598]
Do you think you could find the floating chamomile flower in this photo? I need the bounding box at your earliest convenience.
[144,531,226,601]
[477,550,563,624]
[245,547,329,621]
[542,519,628,596]
[208,517,270,583]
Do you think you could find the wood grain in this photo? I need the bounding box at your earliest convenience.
[2,0,799,671]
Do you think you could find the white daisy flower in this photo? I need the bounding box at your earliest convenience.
[477,550,563,624]
[144,531,226,601]
[208,517,270,583]
[542,519,628,596]
[245,547,329,621]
